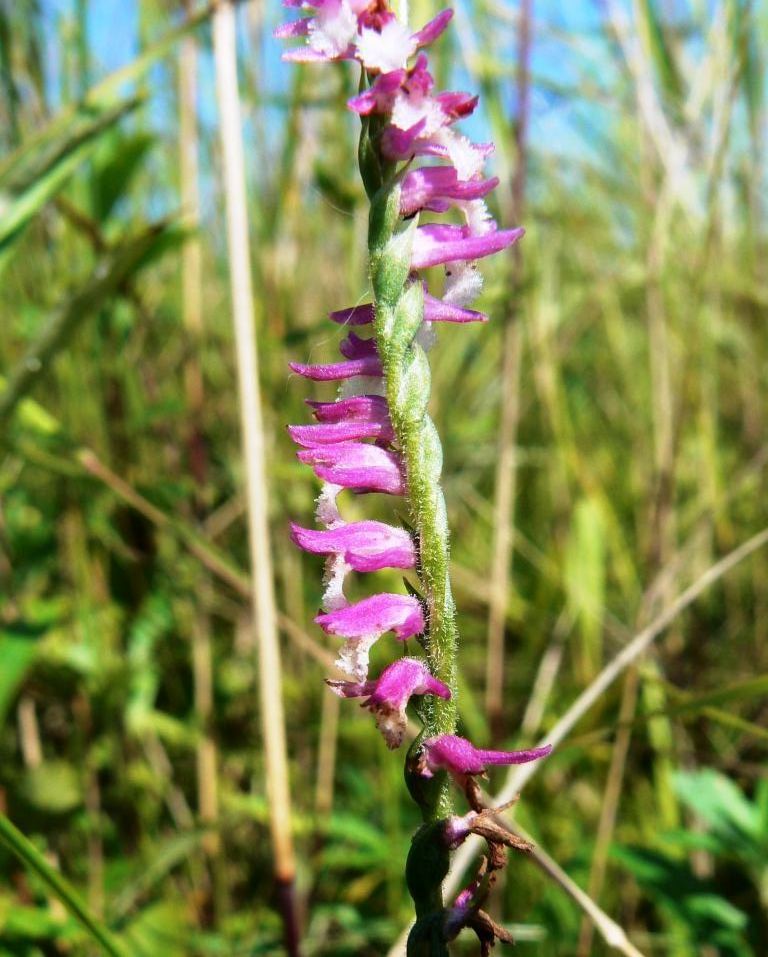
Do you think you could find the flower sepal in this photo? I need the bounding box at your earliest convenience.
[389,279,425,358]
[372,215,419,310]
[395,344,432,424]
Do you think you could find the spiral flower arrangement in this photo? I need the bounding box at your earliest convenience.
[277,2,551,951]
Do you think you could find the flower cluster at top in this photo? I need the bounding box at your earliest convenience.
[277,4,551,928]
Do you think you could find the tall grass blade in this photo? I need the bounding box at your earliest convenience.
[0,813,130,957]
[212,3,301,952]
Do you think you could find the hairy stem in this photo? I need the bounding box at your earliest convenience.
[368,176,459,821]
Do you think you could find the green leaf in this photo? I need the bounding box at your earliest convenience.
[0,97,141,268]
[674,769,760,842]
[110,831,207,921]
[122,901,191,957]
[635,0,684,113]
[0,814,130,957]
[0,219,177,425]
[89,131,155,222]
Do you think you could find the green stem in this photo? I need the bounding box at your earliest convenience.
[368,176,459,822]
[0,813,130,957]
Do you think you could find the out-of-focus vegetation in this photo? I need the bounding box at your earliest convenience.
[1,0,767,954]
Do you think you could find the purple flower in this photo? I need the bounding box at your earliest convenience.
[330,293,486,326]
[411,224,525,270]
[422,292,487,323]
[327,657,450,747]
[294,393,394,444]
[289,332,383,381]
[339,331,377,359]
[307,393,390,423]
[419,734,552,781]
[288,419,390,445]
[289,356,382,381]
[316,592,424,640]
[279,1,532,787]
[277,2,452,71]
[381,125,494,180]
[289,395,393,445]
[297,442,405,494]
[290,519,416,572]
[348,54,475,121]
[316,593,425,679]
[400,166,499,216]
[328,303,378,326]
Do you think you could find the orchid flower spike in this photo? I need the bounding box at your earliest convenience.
[279,0,543,941]
[327,657,451,748]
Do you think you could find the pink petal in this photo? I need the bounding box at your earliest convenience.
[287,419,391,445]
[435,90,479,120]
[400,167,499,216]
[380,118,427,160]
[290,520,416,571]
[274,18,311,38]
[424,292,487,323]
[297,442,405,494]
[307,394,390,424]
[329,303,375,326]
[289,356,382,380]
[328,657,450,749]
[282,44,355,62]
[329,296,486,325]
[347,69,407,115]
[315,592,424,640]
[422,734,552,777]
[368,658,451,711]
[339,332,378,359]
[291,395,393,444]
[411,225,524,269]
[477,743,553,767]
[281,47,333,62]
[412,8,453,47]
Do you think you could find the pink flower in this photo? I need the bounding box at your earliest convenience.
[381,124,494,180]
[330,292,487,326]
[276,3,453,71]
[307,393,389,423]
[316,592,424,640]
[399,167,499,216]
[348,54,475,122]
[420,734,552,782]
[297,442,405,494]
[316,593,425,679]
[290,519,416,571]
[327,657,450,747]
[290,332,383,381]
[288,419,390,445]
[411,224,525,270]
[289,356,382,381]
[289,395,393,445]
